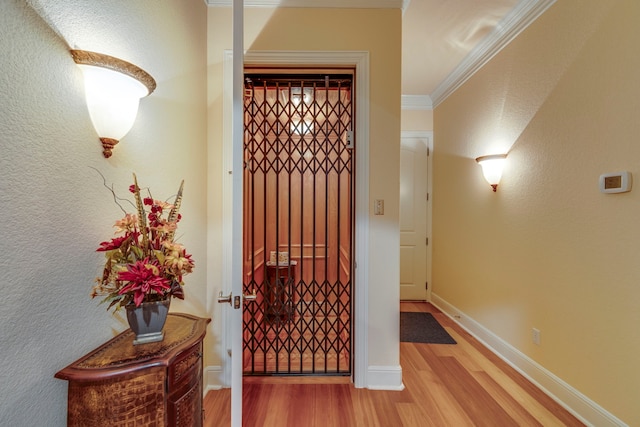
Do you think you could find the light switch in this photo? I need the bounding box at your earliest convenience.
[374,199,384,215]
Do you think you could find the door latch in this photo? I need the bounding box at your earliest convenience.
[345,130,354,149]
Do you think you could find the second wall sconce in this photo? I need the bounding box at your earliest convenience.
[476,154,507,192]
[71,50,156,158]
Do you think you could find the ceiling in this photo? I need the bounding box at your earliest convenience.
[402,0,517,99]
[207,0,555,107]
[30,0,552,109]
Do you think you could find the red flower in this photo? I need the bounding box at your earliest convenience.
[129,184,137,193]
[117,258,171,306]
[96,236,128,252]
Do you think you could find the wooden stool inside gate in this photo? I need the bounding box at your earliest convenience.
[264,260,297,322]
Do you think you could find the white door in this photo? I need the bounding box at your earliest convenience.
[399,134,429,300]
[230,2,244,426]
[218,8,247,422]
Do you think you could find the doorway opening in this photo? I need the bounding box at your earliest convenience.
[241,72,355,376]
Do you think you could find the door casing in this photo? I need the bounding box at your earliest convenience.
[220,50,371,388]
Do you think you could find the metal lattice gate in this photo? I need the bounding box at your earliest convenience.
[242,73,354,375]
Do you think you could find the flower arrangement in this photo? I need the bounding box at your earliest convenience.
[91,174,194,312]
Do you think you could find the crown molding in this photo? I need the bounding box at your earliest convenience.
[430,0,556,107]
[402,0,411,14]
[401,94,432,111]
[205,0,403,8]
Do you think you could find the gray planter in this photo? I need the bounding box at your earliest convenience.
[125,299,171,345]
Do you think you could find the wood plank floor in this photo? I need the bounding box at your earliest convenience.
[203,302,584,426]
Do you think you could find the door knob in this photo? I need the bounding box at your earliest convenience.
[218,290,256,307]
[243,289,257,302]
[217,291,232,305]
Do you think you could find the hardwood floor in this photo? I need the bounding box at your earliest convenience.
[203,302,584,426]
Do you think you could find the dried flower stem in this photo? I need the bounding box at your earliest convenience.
[90,166,135,214]
[132,173,150,254]
[166,180,184,242]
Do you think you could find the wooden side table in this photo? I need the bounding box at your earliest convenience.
[264,261,297,321]
[55,313,210,427]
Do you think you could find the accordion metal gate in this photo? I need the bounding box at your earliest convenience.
[242,73,354,376]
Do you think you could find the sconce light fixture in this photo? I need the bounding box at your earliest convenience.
[475,154,507,192]
[71,50,156,158]
[280,87,313,107]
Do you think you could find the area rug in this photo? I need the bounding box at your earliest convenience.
[400,312,457,344]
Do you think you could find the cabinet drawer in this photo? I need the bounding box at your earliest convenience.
[168,373,203,427]
[169,342,202,389]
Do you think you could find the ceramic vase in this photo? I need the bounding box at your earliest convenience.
[125,299,170,345]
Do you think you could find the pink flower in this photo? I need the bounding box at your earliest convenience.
[152,221,177,234]
[113,213,138,233]
[163,242,195,275]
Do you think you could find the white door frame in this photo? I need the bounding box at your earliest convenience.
[221,50,371,388]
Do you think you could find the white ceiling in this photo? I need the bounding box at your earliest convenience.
[402,0,556,108]
[207,0,555,107]
[402,0,517,97]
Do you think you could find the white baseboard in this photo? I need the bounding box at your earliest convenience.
[367,365,404,391]
[204,365,225,393]
[431,293,627,427]
[205,363,404,392]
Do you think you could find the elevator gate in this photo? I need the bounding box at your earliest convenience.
[242,73,354,375]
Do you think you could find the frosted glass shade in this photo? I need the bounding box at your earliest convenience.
[476,154,507,192]
[78,64,148,141]
[71,50,156,158]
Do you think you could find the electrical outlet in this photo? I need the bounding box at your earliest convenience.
[532,328,541,345]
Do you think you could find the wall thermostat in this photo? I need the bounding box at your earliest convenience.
[599,171,632,193]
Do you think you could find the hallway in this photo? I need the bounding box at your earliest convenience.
[203,302,583,426]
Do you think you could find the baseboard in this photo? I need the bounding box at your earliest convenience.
[205,363,404,392]
[204,365,225,393]
[367,365,404,391]
[431,293,627,427]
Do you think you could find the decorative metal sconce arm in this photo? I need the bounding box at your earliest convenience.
[70,50,156,95]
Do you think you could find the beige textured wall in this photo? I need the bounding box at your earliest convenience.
[0,0,207,424]
[402,108,433,131]
[207,7,402,377]
[433,0,640,423]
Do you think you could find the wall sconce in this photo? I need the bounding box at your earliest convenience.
[475,154,507,192]
[71,50,156,158]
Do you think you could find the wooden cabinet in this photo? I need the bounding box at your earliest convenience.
[55,313,210,427]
